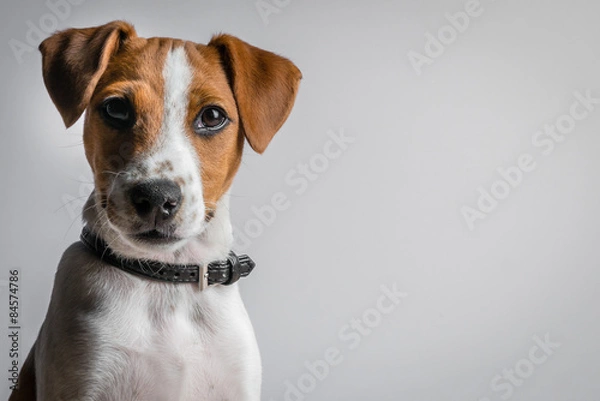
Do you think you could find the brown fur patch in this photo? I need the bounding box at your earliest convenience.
[85,38,174,197]
[157,160,174,172]
[174,177,186,188]
[182,43,244,215]
[204,210,215,222]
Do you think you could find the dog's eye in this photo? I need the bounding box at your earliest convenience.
[100,97,134,129]
[193,106,228,135]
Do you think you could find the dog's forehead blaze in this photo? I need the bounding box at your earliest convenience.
[85,38,242,210]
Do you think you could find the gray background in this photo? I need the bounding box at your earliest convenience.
[1,0,599,400]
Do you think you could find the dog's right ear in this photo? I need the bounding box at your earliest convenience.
[208,34,302,154]
[38,20,137,128]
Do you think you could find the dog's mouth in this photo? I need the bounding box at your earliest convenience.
[133,229,183,245]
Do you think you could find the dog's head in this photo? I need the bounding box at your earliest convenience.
[39,21,301,254]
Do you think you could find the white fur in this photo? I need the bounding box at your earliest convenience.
[34,46,261,400]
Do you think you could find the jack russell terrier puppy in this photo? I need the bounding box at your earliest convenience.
[10,20,301,401]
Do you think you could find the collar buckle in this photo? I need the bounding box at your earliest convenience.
[199,264,209,291]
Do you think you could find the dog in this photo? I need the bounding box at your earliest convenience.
[9,20,301,401]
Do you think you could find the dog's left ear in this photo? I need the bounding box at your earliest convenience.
[208,34,302,154]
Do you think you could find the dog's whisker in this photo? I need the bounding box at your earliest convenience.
[54,195,90,213]
[62,198,98,240]
[101,170,125,177]
[225,193,248,199]
[57,141,84,148]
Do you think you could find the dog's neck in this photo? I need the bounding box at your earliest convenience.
[82,191,234,266]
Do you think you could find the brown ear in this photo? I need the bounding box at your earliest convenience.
[38,20,137,128]
[208,34,302,154]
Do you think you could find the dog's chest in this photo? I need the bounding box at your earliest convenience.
[90,281,256,401]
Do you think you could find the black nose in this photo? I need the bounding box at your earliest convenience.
[129,180,182,225]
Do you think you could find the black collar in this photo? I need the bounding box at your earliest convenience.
[80,226,255,289]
